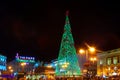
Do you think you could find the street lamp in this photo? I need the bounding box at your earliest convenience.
[21,63,26,66]
[79,46,96,61]
[21,62,26,72]
[8,66,13,75]
[88,47,96,53]
[8,66,12,70]
[79,45,96,77]
[10,69,14,73]
[90,57,97,64]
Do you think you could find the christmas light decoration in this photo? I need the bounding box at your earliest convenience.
[55,11,81,76]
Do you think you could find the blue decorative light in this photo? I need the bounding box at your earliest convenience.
[0,54,7,71]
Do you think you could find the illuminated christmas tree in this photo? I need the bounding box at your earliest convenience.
[55,11,81,76]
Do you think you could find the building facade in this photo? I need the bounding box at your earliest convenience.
[97,48,120,77]
[0,54,6,71]
[7,53,36,75]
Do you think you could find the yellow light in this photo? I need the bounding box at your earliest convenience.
[94,57,97,61]
[47,65,52,68]
[90,57,97,61]
[108,67,110,71]
[66,62,69,65]
[90,58,93,61]
[89,47,95,53]
[83,69,87,73]
[62,62,69,69]
[64,62,69,65]
[10,69,13,72]
[65,64,68,67]
[8,66,12,69]
[62,65,65,68]
[21,63,26,66]
[79,49,85,54]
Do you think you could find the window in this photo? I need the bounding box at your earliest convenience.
[100,59,103,65]
[107,58,112,65]
[113,57,118,64]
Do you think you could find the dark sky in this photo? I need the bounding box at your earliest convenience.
[0,0,120,62]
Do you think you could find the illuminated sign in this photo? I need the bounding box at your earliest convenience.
[15,53,35,63]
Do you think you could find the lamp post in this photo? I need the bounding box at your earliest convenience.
[79,45,96,77]
[90,57,97,64]
[8,66,13,76]
[10,69,13,73]
[8,66,12,70]
[21,62,26,72]
[90,57,97,77]
[79,46,96,61]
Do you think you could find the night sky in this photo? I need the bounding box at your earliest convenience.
[0,1,120,62]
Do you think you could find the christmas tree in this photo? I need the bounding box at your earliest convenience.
[55,11,81,76]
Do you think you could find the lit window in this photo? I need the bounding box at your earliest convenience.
[107,58,112,65]
[100,59,103,65]
[113,57,118,64]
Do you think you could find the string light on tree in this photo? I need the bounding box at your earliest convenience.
[55,11,81,76]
